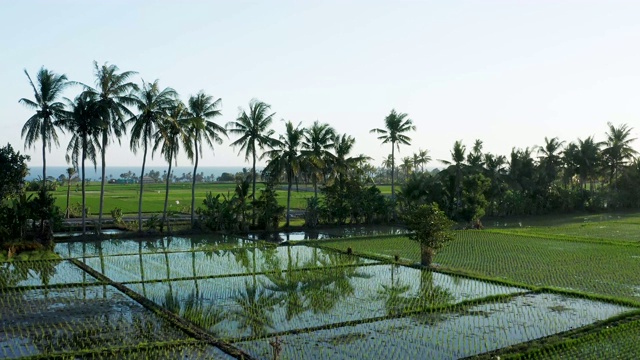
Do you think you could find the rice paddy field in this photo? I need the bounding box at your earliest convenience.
[2,215,640,359]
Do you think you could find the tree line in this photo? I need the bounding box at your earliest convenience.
[8,61,640,245]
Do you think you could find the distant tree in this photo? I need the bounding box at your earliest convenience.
[19,67,70,192]
[403,203,454,267]
[302,120,335,197]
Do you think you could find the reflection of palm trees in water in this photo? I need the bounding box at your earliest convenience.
[161,289,226,334]
[378,268,454,316]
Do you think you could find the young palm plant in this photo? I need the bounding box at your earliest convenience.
[185,91,226,227]
[127,80,177,231]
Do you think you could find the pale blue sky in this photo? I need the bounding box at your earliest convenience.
[2,0,639,169]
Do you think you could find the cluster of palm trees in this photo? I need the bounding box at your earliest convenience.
[19,63,378,234]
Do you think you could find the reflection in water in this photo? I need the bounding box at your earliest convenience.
[0,259,61,290]
[377,269,454,316]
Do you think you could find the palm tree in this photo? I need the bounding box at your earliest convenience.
[328,133,371,189]
[61,92,101,236]
[577,136,603,191]
[128,80,178,231]
[537,136,565,186]
[153,102,190,232]
[440,140,467,212]
[370,109,416,200]
[399,156,413,181]
[87,61,137,233]
[19,67,70,192]
[264,121,304,227]
[65,167,77,218]
[227,99,278,225]
[302,120,335,197]
[603,123,637,186]
[185,91,226,227]
[416,148,431,173]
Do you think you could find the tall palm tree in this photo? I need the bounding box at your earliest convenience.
[87,61,137,233]
[440,140,467,211]
[227,99,278,225]
[61,92,101,236]
[19,67,70,191]
[603,123,637,186]
[128,80,177,231]
[264,121,304,227]
[185,91,226,227]
[65,167,77,218]
[153,102,190,232]
[400,156,413,181]
[370,109,416,200]
[302,120,335,197]
[576,136,603,191]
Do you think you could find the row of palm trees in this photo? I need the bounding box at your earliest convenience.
[19,63,384,234]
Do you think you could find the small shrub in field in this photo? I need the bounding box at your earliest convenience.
[403,202,454,267]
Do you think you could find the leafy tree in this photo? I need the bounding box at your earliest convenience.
[87,61,137,233]
[227,99,278,225]
[128,80,177,231]
[0,144,30,201]
[403,203,454,267]
[459,173,490,224]
[370,109,416,202]
[185,91,226,227]
[19,67,69,192]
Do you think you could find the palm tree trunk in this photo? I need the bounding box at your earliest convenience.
[42,137,47,192]
[391,144,395,199]
[162,154,173,232]
[313,176,318,198]
[66,177,71,219]
[138,142,147,232]
[191,139,198,227]
[81,146,86,237]
[286,173,292,227]
[252,148,257,226]
[98,134,107,234]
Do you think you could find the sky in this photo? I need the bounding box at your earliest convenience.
[2,0,640,170]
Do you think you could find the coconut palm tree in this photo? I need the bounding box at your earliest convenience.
[327,133,371,190]
[19,67,70,192]
[576,136,603,191]
[603,123,637,186]
[87,61,137,233]
[416,148,432,173]
[440,140,467,212]
[537,136,565,186]
[128,80,178,231]
[61,92,101,236]
[227,99,278,225]
[185,91,226,227]
[370,109,416,201]
[65,167,77,218]
[153,101,190,232]
[264,121,304,227]
[302,120,335,197]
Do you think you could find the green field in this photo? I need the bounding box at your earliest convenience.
[315,214,640,358]
[43,182,317,215]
